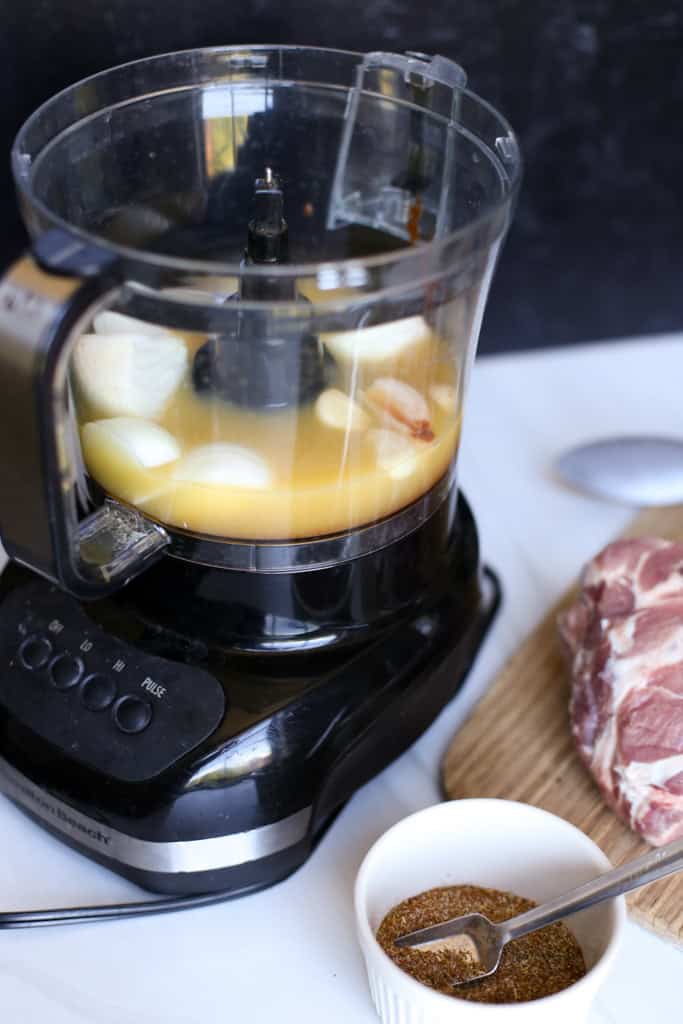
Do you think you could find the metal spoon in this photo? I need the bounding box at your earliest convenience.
[556,436,683,506]
[393,834,683,986]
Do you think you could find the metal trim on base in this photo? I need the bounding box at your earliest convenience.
[0,757,311,874]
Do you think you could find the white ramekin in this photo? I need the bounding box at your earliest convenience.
[354,799,626,1024]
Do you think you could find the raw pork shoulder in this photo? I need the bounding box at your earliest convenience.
[559,537,683,846]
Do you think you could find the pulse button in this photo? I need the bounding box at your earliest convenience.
[48,653,84,690]
[113,696,152,735]
[19,635,52,670]
[81,673,116,711]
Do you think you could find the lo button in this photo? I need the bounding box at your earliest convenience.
[49,653,84,690]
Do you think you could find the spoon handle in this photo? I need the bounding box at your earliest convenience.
[503,835,683,943]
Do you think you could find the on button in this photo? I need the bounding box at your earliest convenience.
[19,635,52,671]
[113,696,152,735]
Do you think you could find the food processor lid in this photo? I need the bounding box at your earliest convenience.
[12,46,521,289]
[326,50,468,239]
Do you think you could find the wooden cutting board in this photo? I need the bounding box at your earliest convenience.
[442,504,683,945]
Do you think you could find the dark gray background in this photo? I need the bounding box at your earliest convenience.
[2,1,682,354]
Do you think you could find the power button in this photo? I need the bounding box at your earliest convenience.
[19,635,52,670]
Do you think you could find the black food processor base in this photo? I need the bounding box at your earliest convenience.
[0,493,499,898]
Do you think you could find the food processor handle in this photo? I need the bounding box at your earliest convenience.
[0,231,169,599]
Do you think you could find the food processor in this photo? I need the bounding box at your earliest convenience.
[0,46,520,909]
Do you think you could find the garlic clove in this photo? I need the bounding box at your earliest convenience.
[72,332,188,419]
[81,418,181,468]
[322,315,430,366]
[315,388,370,432]
[367,429,420,480]
[93,311,170,336]
[173,443,272,488]
[365,378,434,441]
[429,384,458,414]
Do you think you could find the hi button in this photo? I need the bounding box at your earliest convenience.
[81,673,116,710]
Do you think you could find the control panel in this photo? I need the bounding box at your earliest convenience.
[0,581,226,783]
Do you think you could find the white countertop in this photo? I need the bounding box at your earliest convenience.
[1,334,682,1022]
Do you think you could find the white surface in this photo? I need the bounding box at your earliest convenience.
[1,334,683,1022]
[355,800,624,1024]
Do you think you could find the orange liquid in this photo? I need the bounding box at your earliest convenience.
[77,325,460,540]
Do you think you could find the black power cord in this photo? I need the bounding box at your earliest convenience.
[0,888,238,928]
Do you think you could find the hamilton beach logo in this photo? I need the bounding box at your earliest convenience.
[12,777,111,846]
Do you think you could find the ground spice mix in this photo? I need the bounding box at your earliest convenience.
[376,884,587,1003]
